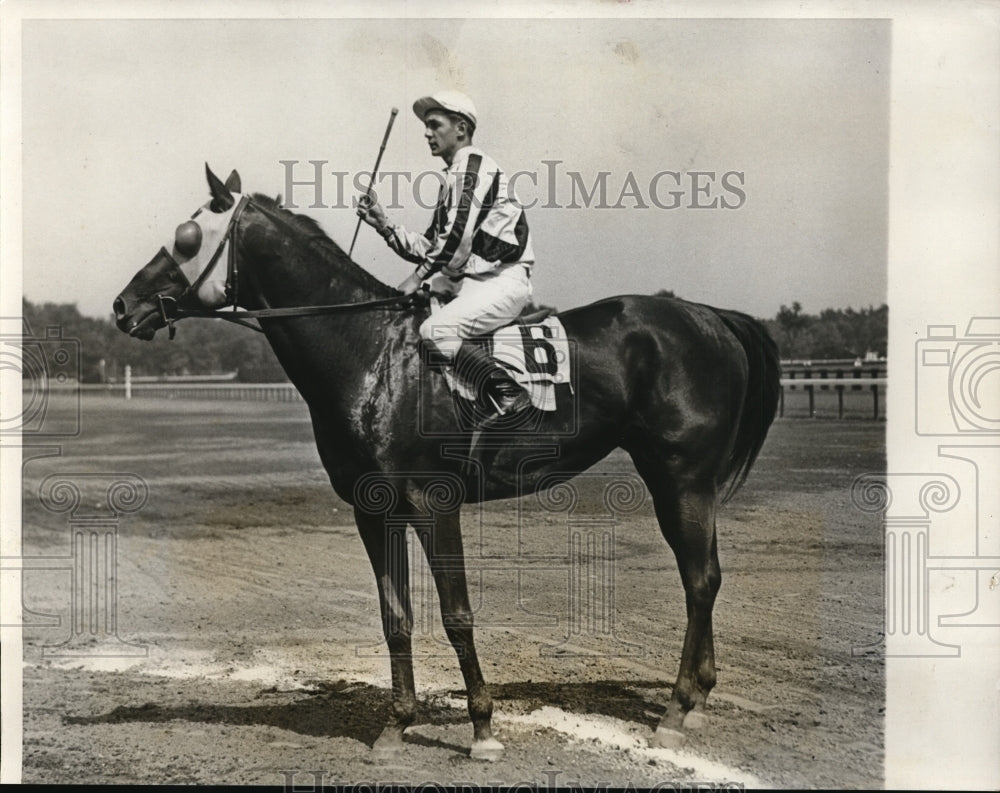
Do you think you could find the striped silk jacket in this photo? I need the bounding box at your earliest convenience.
[382,146,534,280]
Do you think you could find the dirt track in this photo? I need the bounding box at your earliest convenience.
[18,395,885,788]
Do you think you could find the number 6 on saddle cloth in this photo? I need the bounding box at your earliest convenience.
[424,292,573,417]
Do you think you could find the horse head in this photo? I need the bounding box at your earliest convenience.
[113,164,245,340]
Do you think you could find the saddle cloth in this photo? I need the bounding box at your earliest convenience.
[443,315,572,411]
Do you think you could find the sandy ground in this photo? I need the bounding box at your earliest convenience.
[16,394,885,788]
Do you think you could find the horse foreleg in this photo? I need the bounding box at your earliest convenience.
[648,484,721,747]
[356,508,417,756]
[414,509,503,761]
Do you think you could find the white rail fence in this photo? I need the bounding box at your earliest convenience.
[77,382,304,402]
[68,374,887,419]
[779,376,887,419]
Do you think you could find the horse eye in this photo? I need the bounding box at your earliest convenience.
[174,220,203,257]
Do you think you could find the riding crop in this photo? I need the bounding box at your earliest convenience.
[348,106,399,258]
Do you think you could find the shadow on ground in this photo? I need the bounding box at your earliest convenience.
[489,679,671,728]
[64,678,674,746]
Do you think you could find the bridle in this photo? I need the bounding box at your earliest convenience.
[155,194,418,339]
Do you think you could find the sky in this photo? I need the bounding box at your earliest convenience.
[17,16,890,320]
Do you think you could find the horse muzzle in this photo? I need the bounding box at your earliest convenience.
[114,247,191,340]
[113,295,164,340]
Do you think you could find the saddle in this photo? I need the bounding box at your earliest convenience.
[441,312,573,412]
[518,307,556,325]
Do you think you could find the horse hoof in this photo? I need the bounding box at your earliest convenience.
[469,737,504,761]
[649,727,686,749]
[683,710,709,730]
[372,728,405,758]
[372,742,404,759]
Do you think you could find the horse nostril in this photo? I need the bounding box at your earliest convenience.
[113,296,126,319]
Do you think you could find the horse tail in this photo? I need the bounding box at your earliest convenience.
[712,308,781,503]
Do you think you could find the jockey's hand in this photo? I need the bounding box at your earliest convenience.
[356,194,388,231]
[396,271,423,294]
[409,285,431,310]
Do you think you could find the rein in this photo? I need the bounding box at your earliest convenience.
[158,195,417,338]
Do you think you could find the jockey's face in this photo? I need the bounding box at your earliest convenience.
[423,110,469,165]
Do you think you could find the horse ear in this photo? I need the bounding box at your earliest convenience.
[205,163,234,211]
[224,170,241,194]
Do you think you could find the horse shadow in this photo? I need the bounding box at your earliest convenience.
[63,678,672,752]
[489,679,670,728]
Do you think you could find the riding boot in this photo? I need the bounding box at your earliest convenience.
[452,340,533,422]
[418,336,450,373]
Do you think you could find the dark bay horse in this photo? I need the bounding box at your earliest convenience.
[113,165,780,759]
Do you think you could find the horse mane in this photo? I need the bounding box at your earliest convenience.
[249,192,398,297]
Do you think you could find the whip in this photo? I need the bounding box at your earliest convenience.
[349,106,399,258]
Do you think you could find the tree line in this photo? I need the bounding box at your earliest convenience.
[765,300,886,361]
[21,295,887,383]
[654,291,887,362]
[21,299,288,383]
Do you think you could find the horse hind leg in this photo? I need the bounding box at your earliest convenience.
[633,463,721,748]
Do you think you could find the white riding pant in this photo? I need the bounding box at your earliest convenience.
[419,263,533,361]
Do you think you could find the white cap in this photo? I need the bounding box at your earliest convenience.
[412,90,477,128]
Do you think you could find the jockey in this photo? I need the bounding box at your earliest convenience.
[357,90,534,424]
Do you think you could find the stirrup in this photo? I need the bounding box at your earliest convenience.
[487,388,532,417]
[479,389,533,433]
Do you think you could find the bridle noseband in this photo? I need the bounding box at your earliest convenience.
[155,195,418,339]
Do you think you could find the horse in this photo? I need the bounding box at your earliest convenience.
[113,165,780,760]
